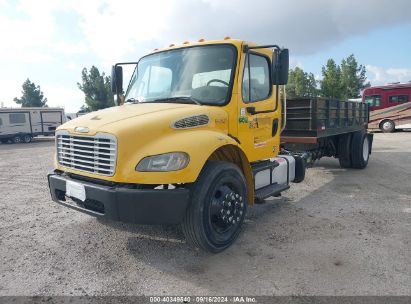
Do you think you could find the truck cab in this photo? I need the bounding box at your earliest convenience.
[48,38,304,252]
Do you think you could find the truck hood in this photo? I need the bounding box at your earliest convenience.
[60,103,198,134]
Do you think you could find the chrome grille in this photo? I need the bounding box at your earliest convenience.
[56,131,117,176]
[172,114,209,129]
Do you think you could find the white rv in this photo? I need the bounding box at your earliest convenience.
[0,107,66,144]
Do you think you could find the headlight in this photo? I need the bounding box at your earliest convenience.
[136,152,190,172]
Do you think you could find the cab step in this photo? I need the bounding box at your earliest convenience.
[255,183,290,202]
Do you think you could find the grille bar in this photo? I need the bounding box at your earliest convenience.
[56,131,117,176]
[59,156,115,167]
[57,152,115,163]
[57,147,114,157]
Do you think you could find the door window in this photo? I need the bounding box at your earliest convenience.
[242,53,271,102]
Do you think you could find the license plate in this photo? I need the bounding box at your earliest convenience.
[66,180,86,202]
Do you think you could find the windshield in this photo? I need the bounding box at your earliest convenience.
[125,45,236,105]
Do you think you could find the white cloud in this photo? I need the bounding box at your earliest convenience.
[1,0,411,112]
[43,85,84,113]
[52,42,88,55]
[0,80,84,113]
[0,0,58,60]
[63,0,411,61]
[367,65,411,86]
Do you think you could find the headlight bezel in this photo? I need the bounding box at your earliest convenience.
[135,152,190,172]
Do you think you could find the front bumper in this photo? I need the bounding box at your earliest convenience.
[47,173,190,224]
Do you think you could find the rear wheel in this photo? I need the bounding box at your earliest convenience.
[338,133,352,168]
[182,161,248,253]
[351,131,370,169]
[12,136,22,144]
[22,134,32,143]
[380,120,395,133]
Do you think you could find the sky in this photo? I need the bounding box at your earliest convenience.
[0,0,411,113]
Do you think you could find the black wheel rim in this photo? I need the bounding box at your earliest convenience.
[207,182,246,235]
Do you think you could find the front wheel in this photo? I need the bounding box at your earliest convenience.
[181,161,248,253]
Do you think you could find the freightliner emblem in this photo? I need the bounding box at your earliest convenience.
[74,126,90,133]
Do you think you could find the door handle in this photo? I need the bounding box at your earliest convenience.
[272,118,279,137]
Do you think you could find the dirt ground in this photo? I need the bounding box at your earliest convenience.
[0,133,410,296]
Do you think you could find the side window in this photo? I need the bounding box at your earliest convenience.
[242,53,271,102]
[389,95,409,103]
[9,113,26,124]
[0,117,2,126]
[365,95,381,107]
[374,95,381,106]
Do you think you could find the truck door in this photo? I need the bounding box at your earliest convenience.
[237,50,281,162]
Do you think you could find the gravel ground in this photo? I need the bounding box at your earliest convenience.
[0,133,410,296]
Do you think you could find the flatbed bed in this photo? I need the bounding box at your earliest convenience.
[281,98,372,166]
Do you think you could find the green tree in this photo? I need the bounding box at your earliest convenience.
[320,59,343,99]
[286,67,318,98]
[14,79,48,107]
[340,54,370,99]
[77,66,114,111]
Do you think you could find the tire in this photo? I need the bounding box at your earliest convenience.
[293,155,305,183]
[181,161,248,253]
[12,136,22,144]
[351,131,370,169]
[0,139,8,144]
[338,133,352,168]
[22,134,32,143]
[380,120,395,133]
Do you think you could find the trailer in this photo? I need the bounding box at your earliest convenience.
[281,97,373,169]
[0,107,66,144]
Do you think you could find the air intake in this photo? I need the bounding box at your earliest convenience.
[172,115,210,129]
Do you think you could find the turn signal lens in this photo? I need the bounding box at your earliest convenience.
[136,152,189,172]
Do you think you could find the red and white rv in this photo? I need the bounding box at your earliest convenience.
[363,83,411,132]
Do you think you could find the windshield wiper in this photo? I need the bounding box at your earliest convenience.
[125,98,140,104]
[147,96,202,105]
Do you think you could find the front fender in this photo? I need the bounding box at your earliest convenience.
[118,130,240,184]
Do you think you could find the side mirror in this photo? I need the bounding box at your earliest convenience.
[272,49,289,85]
[111,65,123,95]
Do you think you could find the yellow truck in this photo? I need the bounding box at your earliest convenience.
[48,38,372,252]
